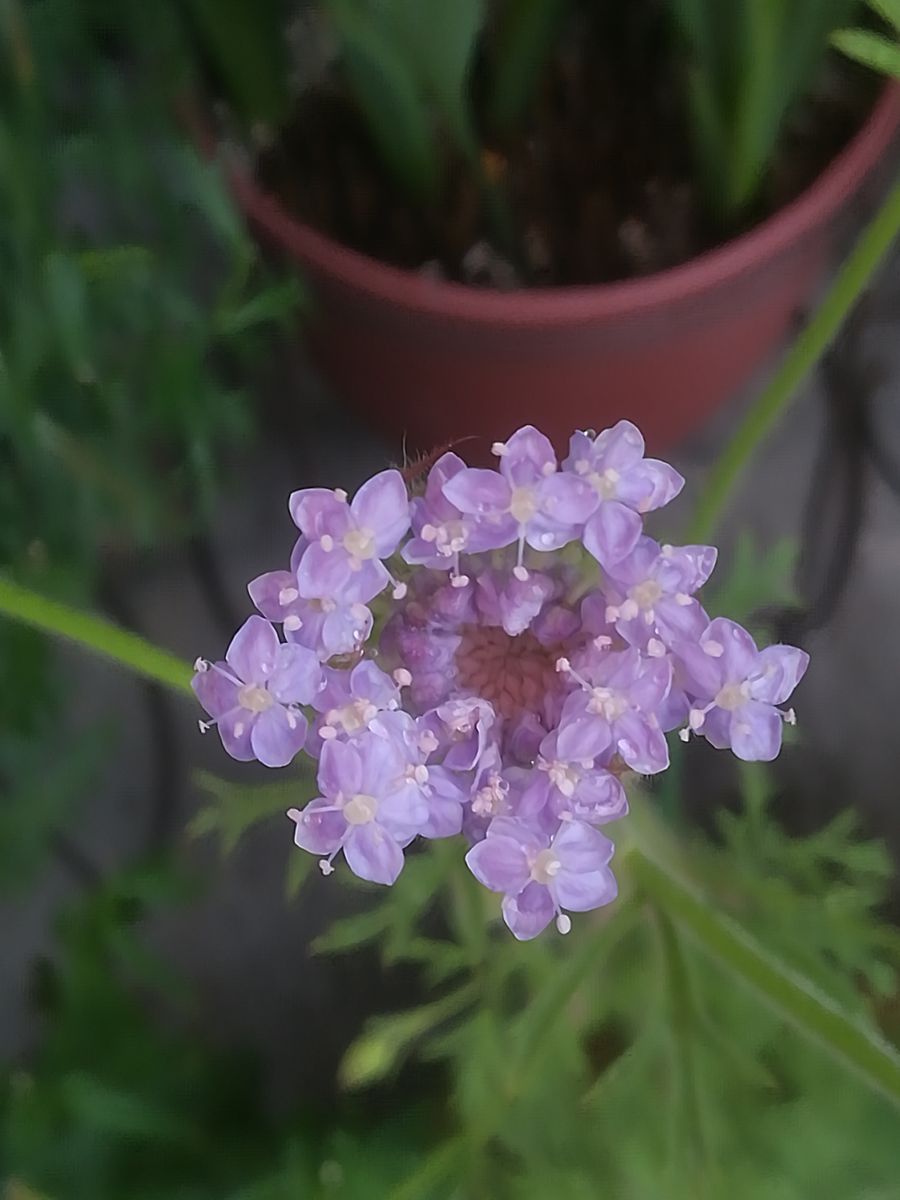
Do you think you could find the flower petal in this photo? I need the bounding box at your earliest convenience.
[192,663,239,718]
[582,501,642,567]
[351,469,410,555]
[465,834,531,894]
[318,738,362,799]
[442,468,511,517]
[289,799,345,855]
[748,645,809,705]
[225,615,279,684]
[552,865,618,912]
[729,701,783,762]
[268,643,322,705]
[344,823,405,885]
[501,882,555,940]
[250,705,308,768]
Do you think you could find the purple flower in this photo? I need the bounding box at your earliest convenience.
[193,616,321,767]
[556,647,671,774]
[290,471,410,605]
[195,419,810,937]
[442,426,596,576]
[403,452,494,581]
[603,536,716,650]
[248,567,373,659]
[466,816,617,939]
[676,618,809,761]
[289,731,429,884]
[564,422,684,568]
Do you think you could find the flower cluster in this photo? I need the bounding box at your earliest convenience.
[193,423,808,939]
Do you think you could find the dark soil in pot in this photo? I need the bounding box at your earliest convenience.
[257,2,879,289]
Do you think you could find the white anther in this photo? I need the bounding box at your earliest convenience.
[675,592,692,606]
[491,441,508,457]
[661,544,674,556]
[678,727,691,742]
[688,709,706,731]
[284,615,302,632]
[555,657,571,674]
[320,534,334,552]
[647,638,666,658]
[702,639,724,657]
[511,565,528,582]
[605,605,620,622]
[278,586,299,606]
[392,581,408,600]
[784,707,797,726]
[318,858,335,876]
[541,460,555,476]
[593,635,612,650]
[393,668,412,687]
[619,599,639,621]
[319,725,337,740]
[334,488,348,502]
[194,657,209,673]
[418,730,439,753]
[556,913,572,935]
[413,764,429,785]
[421,523,438,542]
[198,719,212,734]
[451,574,470,588]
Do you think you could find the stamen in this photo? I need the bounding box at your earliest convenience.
[647,638,666,657]
[284,615,302,632]
[320,534,334,552]
[491,441,508,457]
[556,913,572,935]
[393,668,412,687]
[278,586,299,606]
[194,657,209,673]
[318,858,335,876]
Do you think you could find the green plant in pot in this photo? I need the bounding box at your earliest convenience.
[194,0,899,457]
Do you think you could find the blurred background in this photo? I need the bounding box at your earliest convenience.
[2,1,900,1196]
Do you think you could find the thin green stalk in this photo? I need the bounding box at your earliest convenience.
[689,172,900,543]
[0,575,194,696]
[630,848,900,1109]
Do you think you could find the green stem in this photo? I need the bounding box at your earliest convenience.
[689,172,900,543]
[0,575,194,696]
[630,849,900,1109]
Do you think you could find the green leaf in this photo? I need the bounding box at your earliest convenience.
[324,0,441,200]
[43,252,92,382]
[383,0,484,156]
[59,1072,194,1144]
[832,27,900,76]
[630,849,900,1111]
[191,769,313,854]
[339,984,477,1089]
[868,0,900,34]
[184,0,290,126]
[488,0,569,134]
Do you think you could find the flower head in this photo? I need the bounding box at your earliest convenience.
[193,423,808,936]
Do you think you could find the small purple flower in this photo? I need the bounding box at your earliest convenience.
[442,426,596,576]
[403,452,493,582]
[289,731,429,884]
[564,422,684,568]
[290,471,410,605]
[475,569,557,637]
[248,567,373,659]
[532,731,628,825]
[311,659,403,742]
[465,816,617,940]
[193,616,321,767]
[675,618,808,761]
[603,536,716,650]
[556,647,671,774]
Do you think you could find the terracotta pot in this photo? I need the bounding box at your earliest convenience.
[227,84,900,459]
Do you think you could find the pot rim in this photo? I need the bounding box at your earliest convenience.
[227,81,900,326]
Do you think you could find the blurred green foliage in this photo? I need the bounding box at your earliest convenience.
[0,0,300,887]
[834,0,900,77]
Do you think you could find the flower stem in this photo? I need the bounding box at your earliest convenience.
[689,172,900,543]
[0,575,194,697]
[630,848,900,1109]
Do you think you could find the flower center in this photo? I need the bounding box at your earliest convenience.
[343,528,376,561]
[509,486,538,524]
[715,681,748,711]
[630,579,663,610]
[343,793,378,825]
[588,467,620,499]
[587,686,628,721]
[455,625,562,720]
[531,848,562,885]
[237,682,273,713]
[327,699,378,734]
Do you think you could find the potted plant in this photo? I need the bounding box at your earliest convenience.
[194,0,900,456]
